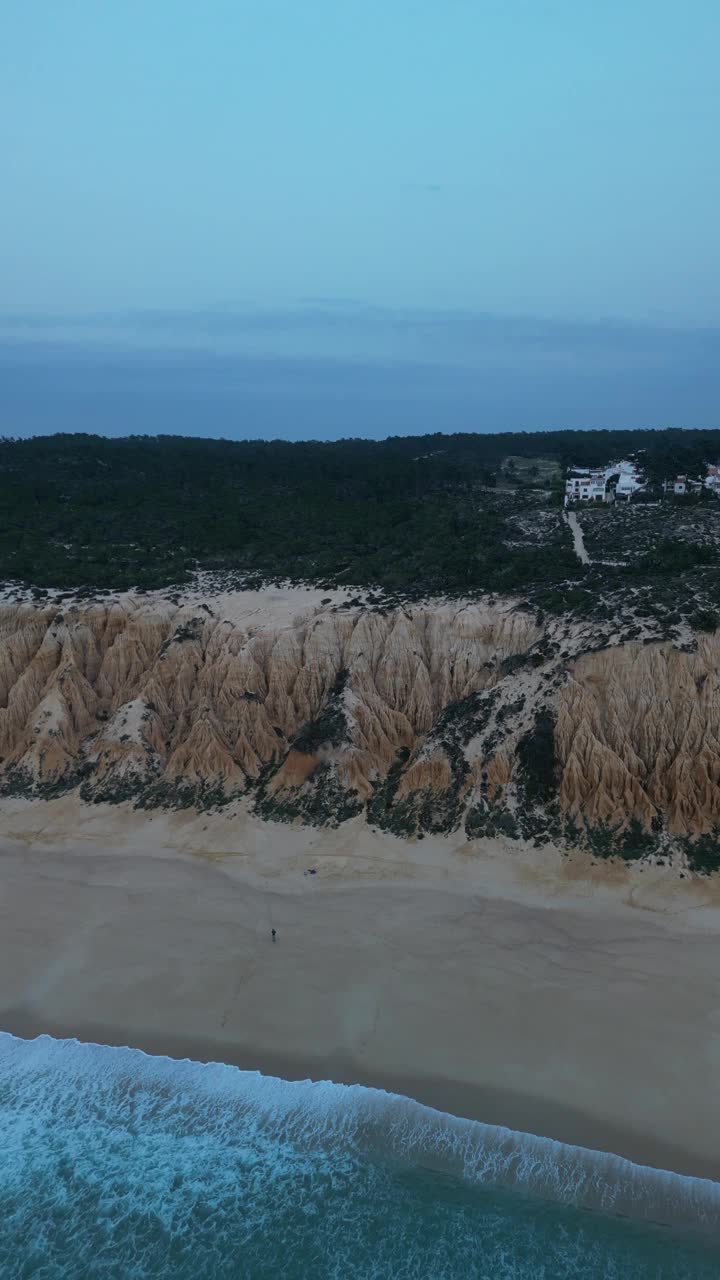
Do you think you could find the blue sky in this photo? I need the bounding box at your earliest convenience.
[2,1,719,437]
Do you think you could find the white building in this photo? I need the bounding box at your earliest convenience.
[671,474,703,496]
[609,460,644,499]
[565,458,644,503]
[565,469,607,502]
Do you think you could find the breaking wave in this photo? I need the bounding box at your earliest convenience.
[0,1032,718,1278]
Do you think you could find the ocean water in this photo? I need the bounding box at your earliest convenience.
[0,1034,718,1279]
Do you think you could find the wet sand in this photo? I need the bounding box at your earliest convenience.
[1,796,719,1182]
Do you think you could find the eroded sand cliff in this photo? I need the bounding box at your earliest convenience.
[0,588,718,855]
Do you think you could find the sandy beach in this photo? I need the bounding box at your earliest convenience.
[1,794,719,1183]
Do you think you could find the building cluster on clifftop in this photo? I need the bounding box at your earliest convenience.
[670,464,720,497]
[565,459,645,505]
[565,458,720,506]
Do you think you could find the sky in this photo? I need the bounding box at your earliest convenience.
[1,0,719,438]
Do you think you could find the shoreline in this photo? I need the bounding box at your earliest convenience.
[3,1011,718,1186]
[1,796,719,1187]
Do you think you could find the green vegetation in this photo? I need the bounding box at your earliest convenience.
[465,801,519,841]
[691,608,720,633]
[618,816,661,862]
[1,429,718,603]
[366,747,412,834]
[683,830,720,875]
[516,710,557,806]
[290,670,350,754]
[254,763,363,829]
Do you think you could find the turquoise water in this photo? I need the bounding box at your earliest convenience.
[0,1034,718,1279]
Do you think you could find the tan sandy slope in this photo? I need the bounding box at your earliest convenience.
[0,585,718,839]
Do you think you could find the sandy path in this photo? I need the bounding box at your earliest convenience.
[0,798,719,1181]
[564,510,591,564]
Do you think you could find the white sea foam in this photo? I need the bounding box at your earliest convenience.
[0,1031,717,1237]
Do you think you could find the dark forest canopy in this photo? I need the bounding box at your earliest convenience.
[1,428,718,599]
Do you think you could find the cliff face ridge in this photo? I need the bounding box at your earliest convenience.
[1,594,718,866]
